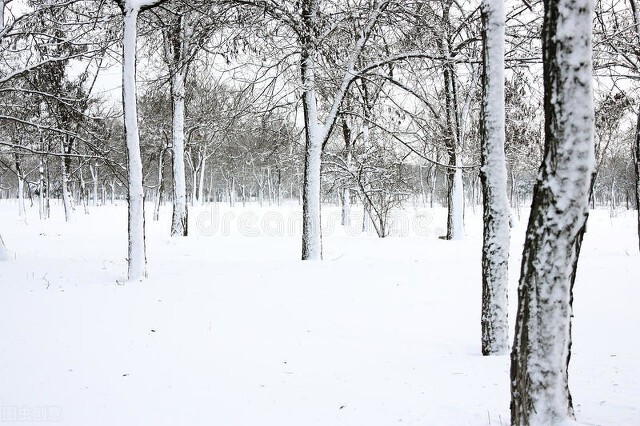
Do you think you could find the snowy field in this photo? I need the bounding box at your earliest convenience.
[0,200,638,425]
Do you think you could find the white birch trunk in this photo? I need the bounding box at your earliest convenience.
[121,5,147,281]
[480,0,510,356]
[170,70,188,236]
[511,0,595,422]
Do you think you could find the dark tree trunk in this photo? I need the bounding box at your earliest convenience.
[510,0,595,423]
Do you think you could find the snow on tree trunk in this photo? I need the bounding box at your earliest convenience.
[17,175,26,218]
[480,0,510,356]
[153,146,165,221]
[198,156,206,205]
[301,114,324,260]
[170,70,188,236]
[300,32,325,260]
[0,0,4,33]
[38,158,46,220]
[448,161,464,239]
[510,0,595,423]
[442,65,463,239]
[90,164,99,206]
[341,118,352,226]
[60,138,74,222]
[121,4,147,281]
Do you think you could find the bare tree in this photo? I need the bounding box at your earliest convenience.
[114,0,166,281]
[510,0,595,423]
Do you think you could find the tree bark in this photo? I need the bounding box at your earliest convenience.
[480,0,510,356]
[510,0,595,423]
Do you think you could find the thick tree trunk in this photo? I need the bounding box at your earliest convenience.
[300,44,324,260]
[510,0,595,423]
[121,5,147,281]
[170,70,188,236]
[480,0,510,356]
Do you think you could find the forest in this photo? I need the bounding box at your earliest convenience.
[1,0,639,425]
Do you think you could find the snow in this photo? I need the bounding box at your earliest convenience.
[0,200,638,425]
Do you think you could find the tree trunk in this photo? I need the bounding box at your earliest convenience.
[441,11,464,239]
[0,233,8,261]
[341,118,352,226]
[38,157,47,220]
[480,0,510,356]
[121,5,147,281]
[170,70,188,236]
[79,168,89,214]
[630,0,640,252]
[60,137,74,222]
[510,0,595,423]
[15,156,26,219]
[153,146,165,221]
[635,110,640,252]
[300,43,325,260]
[198,156,206,205]
[90,164,99,206]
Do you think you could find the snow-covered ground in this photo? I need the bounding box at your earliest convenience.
[0,200,638,425]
